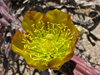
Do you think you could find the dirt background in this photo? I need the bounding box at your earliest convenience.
[74,0,100,70]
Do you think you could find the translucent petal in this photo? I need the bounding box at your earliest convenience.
[11,30,26,57]
[48,58,61,69]
[43,9,70,24]
[22,11,43,32]
[36,63,48,71]
[62,50,74,64]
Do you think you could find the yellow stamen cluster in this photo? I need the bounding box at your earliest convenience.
[21,21,74,66]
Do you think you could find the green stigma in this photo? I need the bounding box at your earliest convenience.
[21,21,74,66]
[45,34,54,40]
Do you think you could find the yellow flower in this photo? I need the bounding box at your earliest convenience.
[11,9,79,71]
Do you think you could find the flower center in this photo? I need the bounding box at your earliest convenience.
[21,21,74,65]
[45,34,54,40]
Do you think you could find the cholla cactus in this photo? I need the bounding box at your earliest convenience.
[11,9,79,71]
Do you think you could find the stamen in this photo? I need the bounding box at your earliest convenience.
[21,21,73,65]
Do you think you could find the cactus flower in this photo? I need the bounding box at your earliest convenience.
[11,9,79,71]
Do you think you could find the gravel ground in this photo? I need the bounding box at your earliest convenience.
[65,0,100,70]
[74,0,100,70]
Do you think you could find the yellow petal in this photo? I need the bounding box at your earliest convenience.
[26,61,48,71]
[62,50,74,64]
[67,17,79,46]
[28,62,48,71]
[25,55,48,71]
[24,54,48,71]
[36,63,48,71]
[43,9,70,24]
[70,34,79,47]
[22,11,43,32]
[48,58,61,69]
[67,18,78,32]
[11,30,26,57]
[24,54,35,65]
